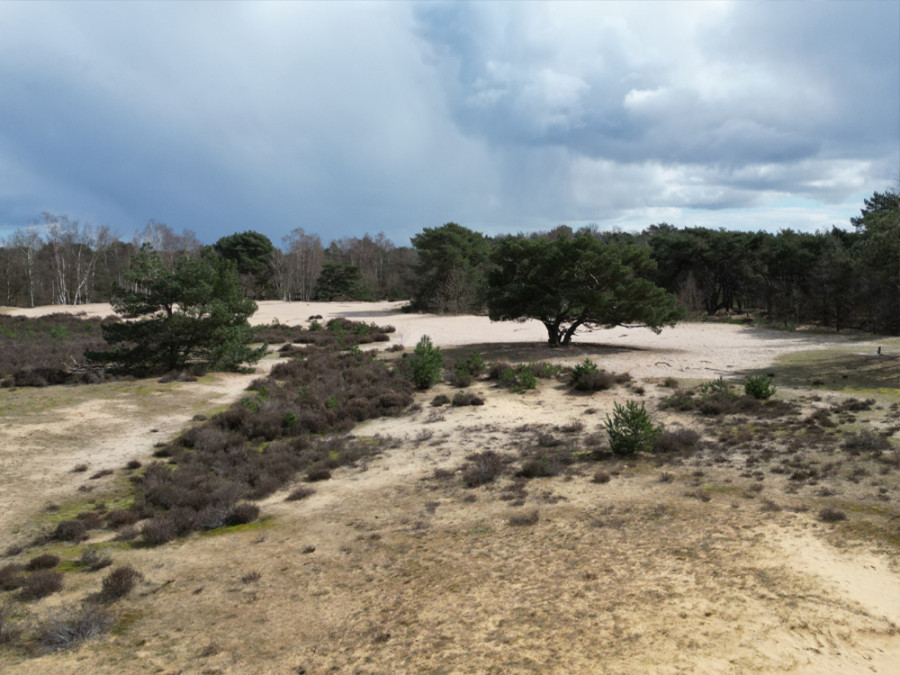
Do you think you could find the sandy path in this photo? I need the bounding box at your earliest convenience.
[0,362,281,541]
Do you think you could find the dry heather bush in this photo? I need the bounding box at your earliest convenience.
[653,428,701,453]
[36,604,114,652]
[105,509,140,529]
[452,391,484,407]
[100,565,142,600]
[0,603,23,646]
[24,554,59,571]
[0,564,24,591]
[75,511,104,529]
[225,503,260,526]
[286,486,316,501]
[592,470,611,484]
[462,451,506,487]
[430,394,451,407]
[517,456,566,479]
[141,515,177,546]
[842,431,890,454]
[20,570,64,600]
[113,525,138,542]
[507,509,540,526]
[3,545,24,557]
[51,520,87,543]
[818,507,847,523]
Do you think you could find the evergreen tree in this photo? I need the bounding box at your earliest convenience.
[86,246,265,375]
[487,230,682,346]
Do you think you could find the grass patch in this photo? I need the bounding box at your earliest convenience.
[760,347,900,392]
[196,517,274,538]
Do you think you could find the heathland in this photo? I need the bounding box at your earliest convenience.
[0,301,898,673]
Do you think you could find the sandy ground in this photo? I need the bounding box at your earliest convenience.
[10,300,886,379]
[0,302,897,673]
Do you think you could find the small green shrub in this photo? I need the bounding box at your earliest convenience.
[572,358,599,380]
[744,375,776,400]
[405,336,443,390]
[517,367,537,391]
[699,377,734,398]
[604,400,662,456]
[462,351,485,376]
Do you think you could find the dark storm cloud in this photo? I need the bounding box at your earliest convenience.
[0,1,896,243]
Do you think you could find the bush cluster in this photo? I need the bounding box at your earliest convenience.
[29,318,414,547]
[661,378,798,418]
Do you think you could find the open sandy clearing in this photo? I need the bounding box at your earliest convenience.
[0,302,898,673]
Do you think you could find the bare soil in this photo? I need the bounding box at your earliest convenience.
[0,302,897,673]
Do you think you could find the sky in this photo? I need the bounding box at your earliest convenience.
[0,1,897,247]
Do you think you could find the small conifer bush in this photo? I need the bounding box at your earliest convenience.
[604,400,662,455]
[744,375,776,400]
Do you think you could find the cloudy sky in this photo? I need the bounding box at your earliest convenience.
[0,1,897,246]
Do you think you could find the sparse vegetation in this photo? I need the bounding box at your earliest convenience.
[461,451,506,487]
[35,605,114,652]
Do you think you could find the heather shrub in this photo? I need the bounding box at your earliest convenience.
[20,570,64,600]
[462,451,505,487]
[52,520,87,543]
[100,565,143,600]
[604,400,662,455]
[507,509,540,526]
[25,554,60,571]
[842,431,890,453]
[141,515,177,545]
[286,486,316,501]
[517,456,565,479]
[105,509,140,529]
[818,507,847,523]
[653,428,700,453]
[224,503,260,526]
[0,564,24,591]
[452,391,485,407]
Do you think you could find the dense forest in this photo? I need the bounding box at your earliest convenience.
[1,190,897,335]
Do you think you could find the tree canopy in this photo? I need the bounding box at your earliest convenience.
[313,263,372,301]
[410,222,491,313]
[86,246,265,375]
[487,230,683,346]
[214,230,275,298]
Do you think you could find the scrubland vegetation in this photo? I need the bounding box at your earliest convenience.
[1,302,897,671]
[0,187,897,670]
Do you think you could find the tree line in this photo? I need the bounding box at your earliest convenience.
[1,189,897,335]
